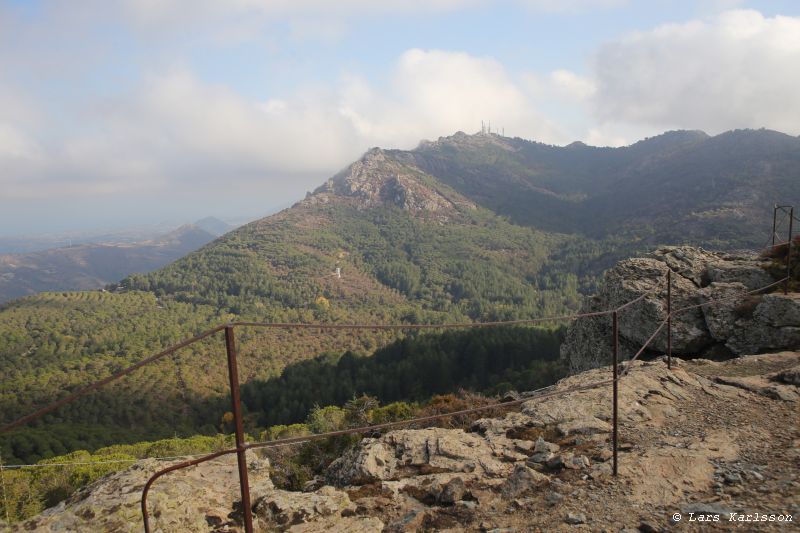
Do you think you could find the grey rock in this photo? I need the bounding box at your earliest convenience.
[254,486,354,527]
[501,464,549,498]
[438,477,466,504]
[756,294,800,327]
[699,282,748,341]
[564,512,587,524]
[533,436,560,453]
[561,246,798,372]
[773,365,800,386]
[544,491,564,506]
[527,451,554,464]
[327,427,515,485]
[724,472,742,485]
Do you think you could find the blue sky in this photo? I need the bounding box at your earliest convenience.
[1,0,799,235]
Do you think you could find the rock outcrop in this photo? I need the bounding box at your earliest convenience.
[14,351,800,532]
[561,246,799,373]
[308,148,474,217]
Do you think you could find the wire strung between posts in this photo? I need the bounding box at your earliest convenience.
[671,276,789,315]
[0,453,245,470]
[1,303,639,436]
[230,309,616,332]
[616,274,790,378]
[0,325,227,435]
[619,318,669,377]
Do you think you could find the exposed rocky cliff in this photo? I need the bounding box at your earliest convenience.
[560,246,800,373]
[308,148,475,217]
[14,351,800,532]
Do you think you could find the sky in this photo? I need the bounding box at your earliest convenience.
[1,0,799,235]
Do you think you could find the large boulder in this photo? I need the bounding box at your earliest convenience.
[562,246,796,373]
[326,427,517,486]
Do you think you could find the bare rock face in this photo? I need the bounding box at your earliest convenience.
[561,246,797,373]
[14,451,275,533]
[326,427,516,486]
[309,148,474,216]
[14,451,381,533]
[253,486,354,528]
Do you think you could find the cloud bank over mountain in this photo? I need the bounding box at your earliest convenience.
[0,2,798,230]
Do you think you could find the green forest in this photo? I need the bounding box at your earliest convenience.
[1,198,611,468]
[241,325,565,427]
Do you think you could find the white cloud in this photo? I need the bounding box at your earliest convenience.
[0,124,41,161]
[591,9,800,135]
[123,0,621,22]
[340,49,563,147]
[549,70,596,101]
[0,50,562,202]
[518,0,626,14]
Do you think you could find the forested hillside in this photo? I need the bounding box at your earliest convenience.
[1,148,593,465]
[411,129,800,247]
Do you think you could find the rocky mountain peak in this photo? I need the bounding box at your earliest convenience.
[307,148,474,215]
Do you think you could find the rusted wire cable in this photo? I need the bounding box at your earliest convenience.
[671,276,789,315]
[1,310,624,436]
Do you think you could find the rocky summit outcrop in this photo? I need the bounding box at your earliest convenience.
[308,148,474,217]
[14,452,382,533]
[560,246,800,373]
[15,351,799,532]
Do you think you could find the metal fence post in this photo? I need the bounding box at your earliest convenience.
[772,204,778,246]
[667,270,672,370]
[612,311,619,477]
[786,207,794,295]
[225,326,254,533]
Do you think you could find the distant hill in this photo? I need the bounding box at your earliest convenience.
[411,128,800,246]
[194,216,234,236]
[0,224,219,303]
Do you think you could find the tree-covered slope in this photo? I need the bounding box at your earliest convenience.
[1,148,593,464]
[411,129,800,247]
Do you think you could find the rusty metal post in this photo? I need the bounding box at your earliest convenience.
[612,311,619,477]
[225,326,254,533]
[772,204,778,246]
[786,208,794,295]
[667,269,672,370]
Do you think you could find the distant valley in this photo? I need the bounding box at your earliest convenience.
[0,217,235,304]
